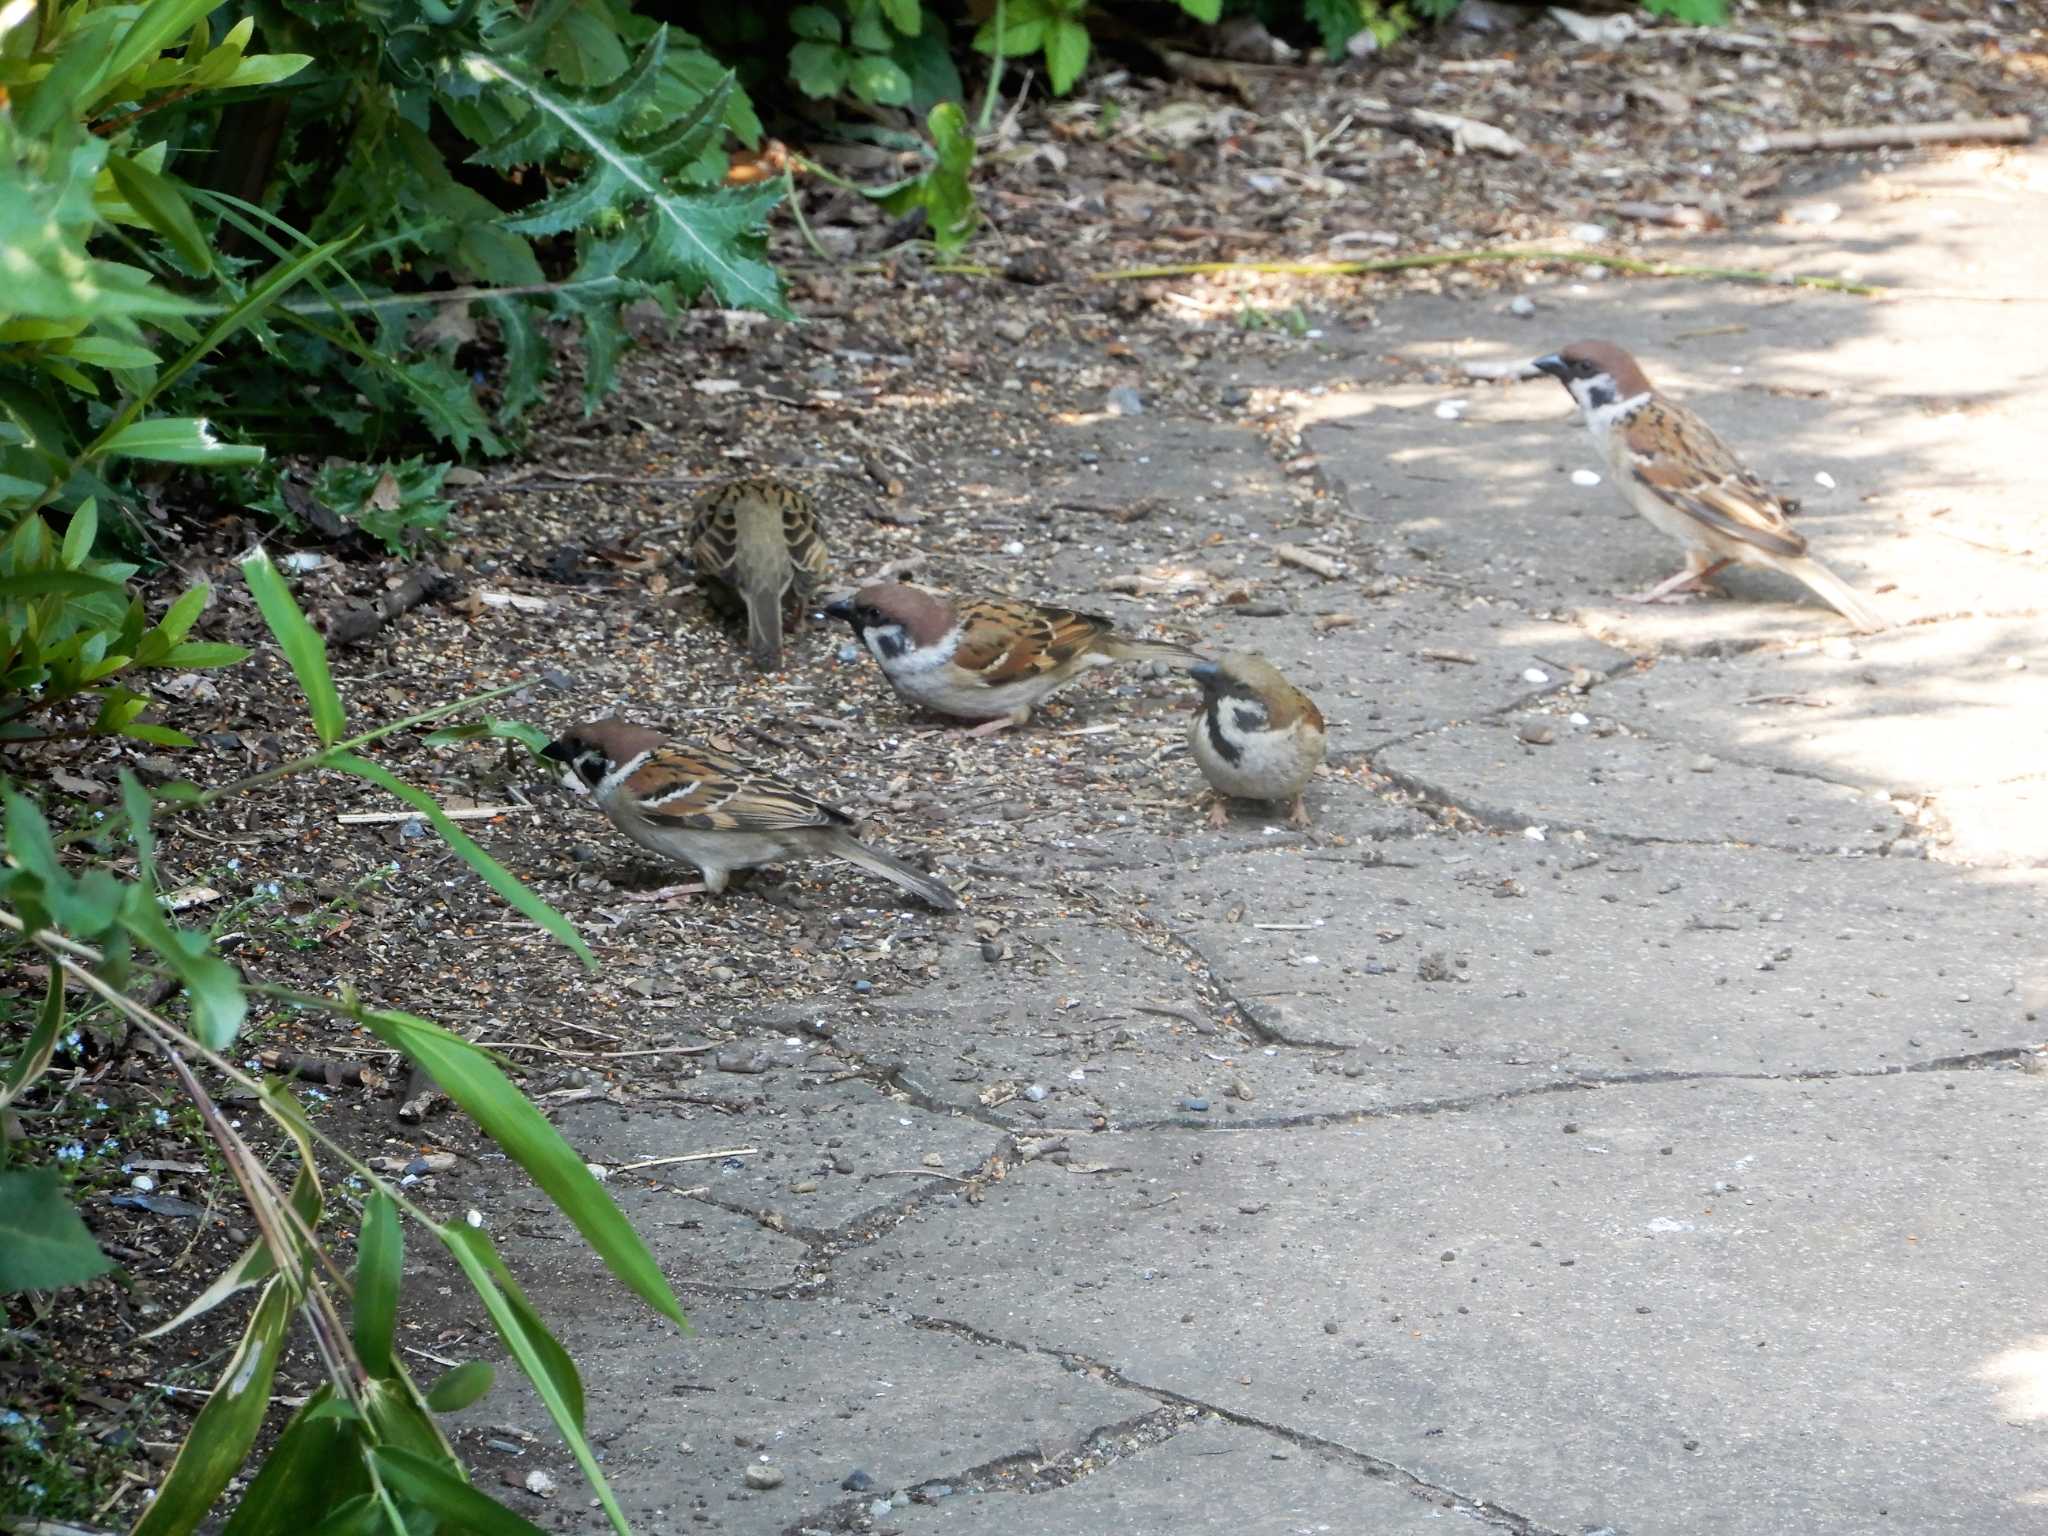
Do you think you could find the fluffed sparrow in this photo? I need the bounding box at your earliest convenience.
[1187,655,1326,828]
[824,582,1204,735]
[688,478,831,668]
[542,716,958,911]
[1534,340,1886,632]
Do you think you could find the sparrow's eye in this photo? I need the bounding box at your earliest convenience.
[1574,360,1597,378]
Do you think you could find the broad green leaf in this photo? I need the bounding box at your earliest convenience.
[120,722,199,748]
[1043,17,1090,93]
[787,39,848,99]
[329,755,591,967]
[1175,0,1221,19]
[788,5,841,42]
[122,769,157,887]
[159,641,251,668]
[131,1277,293,1536]
[61,502,98,567]
[103,0,225,87]
[353,1191,401,1377]
[156,585,210,645]
[219,1387,369,1536]
[108,154,215,276]
[0,571,125,598]
[849,55,912,106]
[3,786,62,888]
[360,1010,681,1329]
[369,1447,549,1536]
[423,718,549,755]
[879,0,921,29]
[218,53,313,87]
[425,1360,495,1413]
[0,1166,112,1291]
[0,970,66,1109]
[240,547,346,745]
[101,417,265,467]
[121,886,247,1049]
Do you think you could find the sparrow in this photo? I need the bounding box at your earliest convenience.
[1533,340,1886,632]
[1187,655,1327,829]
[824,582,1205,735]
[541,717,959,911]
[687,478,831,669]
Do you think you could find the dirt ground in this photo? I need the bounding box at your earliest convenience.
[5,3,2045,1529]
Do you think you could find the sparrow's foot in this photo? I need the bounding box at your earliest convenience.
[1205,796,1230,830]
[964,716,1018,738]
[620,881,708,903]
[1626,558,1732,605]
[1285,795,1312,829]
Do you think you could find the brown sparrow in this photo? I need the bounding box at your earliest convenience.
[824,582,1204,735]
[541,717,958,910]
[1188,655,1326,828]
[1534,341,1886,632]
[688,478,831,669]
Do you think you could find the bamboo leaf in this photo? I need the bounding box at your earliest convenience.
[352,1191,401,1377]
[369,1446,549,1536]
[0,970,67,1109]
[131,1277,293,1536]
[107,154,216,276]
[101,417,264,467]
[218,1387,370,1536]
[328,755,591,967]
[360,1009,683,1330]
[424,1360,494,1413]
[240,546,346,745]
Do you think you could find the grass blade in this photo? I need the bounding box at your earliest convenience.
[240,546,346,745]
[353,1190,401,1377]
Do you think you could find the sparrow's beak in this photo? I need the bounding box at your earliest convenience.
[1188,660,1221,689]
[539,739,574,763]
[1531,353,1568,381]
[822,596,854,622]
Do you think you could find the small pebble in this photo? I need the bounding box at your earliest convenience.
[1521,668,1549,684]
[1569,222,1610,243]
[837,643,861,664]
[869,1500,894,1518]
[1106,385,1145,416]
[853,979,872,994]
[1508,295,1536,318]
[744,1464,784,1491]
[1433,399,1468,421]
[1022,1083,1050,1102]
[791,1180,818,1195]
[1571,468,1602,487]
[980,939,1003,962]
[1813,470,1837,489]
[2005,655,2026,672]
[1688,754,1716,773]
[1219,385,1251,407]
[1182,1096,1211,1113]
[841,1470,874,1492]
[524,1470,557,1498]
[1517,724,1555,746]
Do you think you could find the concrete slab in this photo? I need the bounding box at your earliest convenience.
[845,1072,2048,1536]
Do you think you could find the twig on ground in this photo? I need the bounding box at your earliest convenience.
[328,566,456,649]
[608,1149,760,1173]
[1740,115,2032,154]
[1090,249,1886,296]
[337,806,517,825]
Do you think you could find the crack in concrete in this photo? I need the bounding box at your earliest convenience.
[906,1313,1571,1536]
[777,1405,1189,1536]
[1106,1046,2033,1133]
[1137,913,1349,1051]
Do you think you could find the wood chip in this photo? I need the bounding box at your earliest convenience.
[338,806,519,825]
[1420,648,1479,665]
[1739,116,2032,154]
[1275,544,1345,579]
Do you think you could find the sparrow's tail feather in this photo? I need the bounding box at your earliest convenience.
[1778,554,1888,634]
[743,585,784,670]
[1098,636,1208,670]
[828,834,961,912]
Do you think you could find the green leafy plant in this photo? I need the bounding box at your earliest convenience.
[1,550,682,1536]
[975,0,1219,95]
[250,457,453,552]
[870,100,980,256]
[0,502,250,746]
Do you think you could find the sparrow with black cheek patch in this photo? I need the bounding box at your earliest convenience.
[824,582,1205,735]
[542,717,959,911]
[1188,655,1327,829]
[688,477,832,669]
[1533,340,1886,632]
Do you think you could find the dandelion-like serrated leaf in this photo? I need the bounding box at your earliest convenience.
[467,32,786,316]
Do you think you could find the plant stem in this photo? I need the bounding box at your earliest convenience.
[1087,248,1886,296]
[977,0,1007,138]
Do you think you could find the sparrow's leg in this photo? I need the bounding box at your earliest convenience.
[1205,794,1230,830]
[1285,794,1312,829]
[965,715,1019,738]
[1623,556,1733,606]
[620,882,708,903]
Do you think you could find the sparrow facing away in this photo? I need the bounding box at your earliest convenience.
[688,478,832,669]
[1187,655,1327,829]
[824,582,1207,735]
[542,716,959,911]
[1533,340,1886,632]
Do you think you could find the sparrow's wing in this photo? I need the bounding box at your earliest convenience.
[624,746,852,833]
[688,487,741,580]
[781,487,832,590]
[1623,399,1806,559]
[951,598,1115,683]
